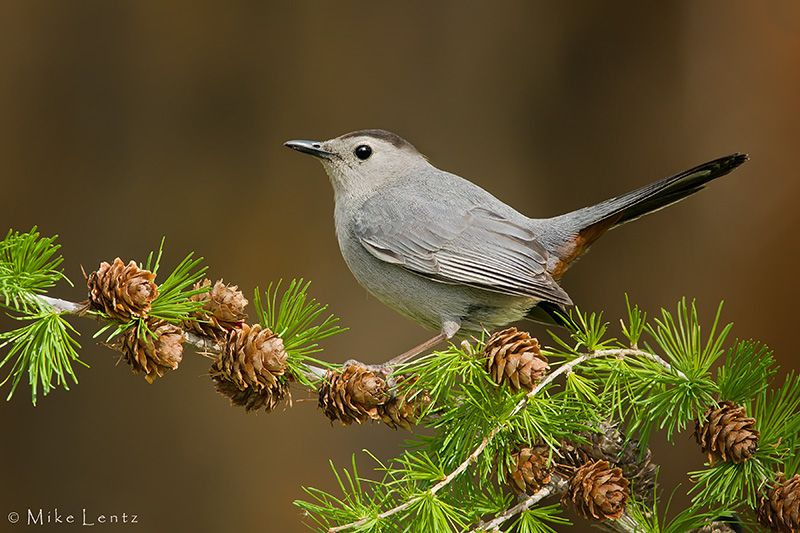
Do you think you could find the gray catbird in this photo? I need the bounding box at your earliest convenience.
[285,130,746,356]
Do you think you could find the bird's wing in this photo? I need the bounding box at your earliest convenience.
[353,194,573,306]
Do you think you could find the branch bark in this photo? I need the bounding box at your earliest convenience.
[470,474,569,532]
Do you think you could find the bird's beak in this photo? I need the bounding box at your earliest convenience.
[283,139,335,159]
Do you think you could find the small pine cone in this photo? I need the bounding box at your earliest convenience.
[758,473,800,533]
[557,422,627,470]
[556,439,586,471]
[117,320,185,383]
[567,459,630,521]
[87,258,158,321]
[561,421,657,506]
[213,378,288,413]
[184,279,249,340]
[319,362,390,426]
[483,327,548,392]
[557,423,656,507]
[695,401,759,464]
[376,374,431,431]
[211,324,288,413]
[508,443,553,494]
[688,515,742,533]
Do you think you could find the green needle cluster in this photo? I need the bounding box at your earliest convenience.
[296,298,800,533]
[0,228,82,404]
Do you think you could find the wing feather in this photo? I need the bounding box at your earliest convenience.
[354,195,572,306]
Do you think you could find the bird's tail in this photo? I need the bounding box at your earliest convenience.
[543,153,748,279]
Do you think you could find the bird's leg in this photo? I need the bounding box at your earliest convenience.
[386,332,447,366]
[386,320,460,366]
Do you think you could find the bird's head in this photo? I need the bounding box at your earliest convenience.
[285,129,430,198]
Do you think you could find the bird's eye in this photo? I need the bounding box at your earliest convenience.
[354,145,372,160]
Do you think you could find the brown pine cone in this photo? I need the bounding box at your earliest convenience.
[758,473,800,532]
[184,279,249,340]
[319,362,390,426]
[483,327,548,392]
[212,378,288,413]
[567,459,630,521]
[376,374,431,431]
[117,320,185,383]
[508,443,552,494]
[86,258,158,321]
[695,401,759,464]
[211,324,288,412]
[319,364,429,429]
[558,421,657,506]
[687,515,742,533]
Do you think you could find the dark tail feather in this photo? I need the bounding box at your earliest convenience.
[544,153,748,278]
[525,301,577,329]
[556,153,748,232]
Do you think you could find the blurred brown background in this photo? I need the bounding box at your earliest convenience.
[1,2,799,532]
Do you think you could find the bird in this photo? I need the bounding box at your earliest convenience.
[285,129,746,359]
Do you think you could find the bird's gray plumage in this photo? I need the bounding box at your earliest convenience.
[285,130,747,338]
[354,180,572,305]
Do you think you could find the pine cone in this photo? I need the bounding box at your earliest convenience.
[377,374,431,431]
[117,320,185,383]
[695,401,759,464]
[319,362,390,426]
[184,279,249,340]
[758,473,800,532]
[567,459,630,521]
[86,258,158,321]
[558,422,657,505]
[483,327,548,392]
[508,443,552,494]
[213,379,288,412]
[688,515,742,533]
[211,324,288,412]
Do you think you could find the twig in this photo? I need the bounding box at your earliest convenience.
[328,428,498,532]
[35,295,328,382]
[593,348,688,379]
[593,509,646,533]
[514,352,592,415]
[470,474,569,533]
[592,347,687,379]
[38,295,85,314]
